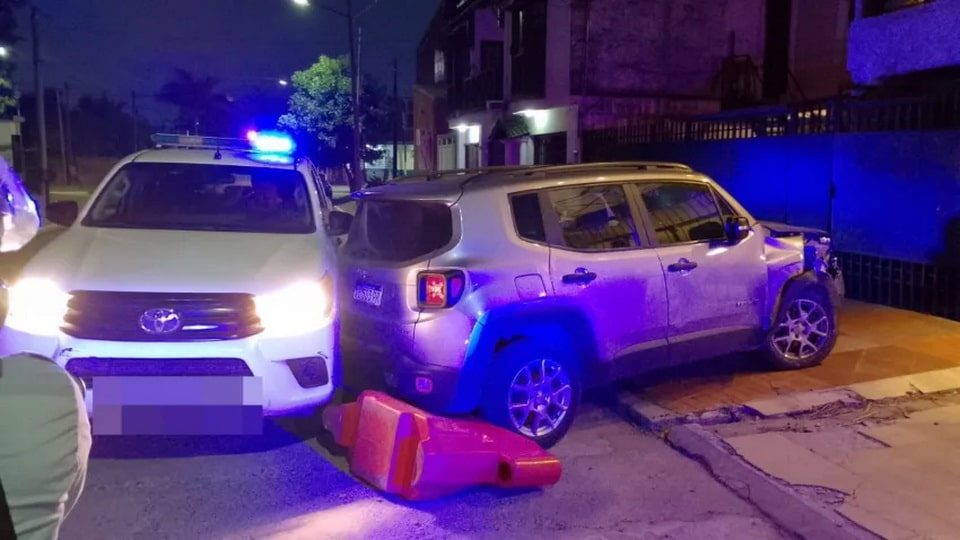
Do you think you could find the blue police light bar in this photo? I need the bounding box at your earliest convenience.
[247,130,296,155]
[151,131,298,158]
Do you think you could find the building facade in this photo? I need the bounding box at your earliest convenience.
[416,0,854,171]
[413,5,451,172]
[848,0,959,88]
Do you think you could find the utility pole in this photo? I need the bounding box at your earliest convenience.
[131,91,138,152]
[56,88,66,186]
[346,0,363,191]
[64,84,74,183]
[391,56,398,179]
[31,6,49,208]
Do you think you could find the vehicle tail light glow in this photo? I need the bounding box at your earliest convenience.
[417,270,466,309]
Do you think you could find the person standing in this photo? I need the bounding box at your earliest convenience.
[0,353,91,540]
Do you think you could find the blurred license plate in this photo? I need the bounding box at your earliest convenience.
[353,282,383,307]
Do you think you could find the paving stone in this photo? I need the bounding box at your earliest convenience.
[742,389,855,417]
[837,503,920,540]
[725,432,862,494]
[627,302,960,416]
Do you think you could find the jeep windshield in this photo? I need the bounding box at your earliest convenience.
[81,162,316,234]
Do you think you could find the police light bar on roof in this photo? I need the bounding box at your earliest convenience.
[150,131,297,156]
[247,130,296,155]
[150,133,250,151]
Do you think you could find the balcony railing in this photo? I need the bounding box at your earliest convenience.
[862,0,936,17]
[449,69,504,113]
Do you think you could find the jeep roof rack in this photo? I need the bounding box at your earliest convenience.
[393,161,692,184]
[458,161,695,189]
[522,161,694,174]
[391,165,535,183]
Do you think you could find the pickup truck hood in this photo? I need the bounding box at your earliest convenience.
[20,226,329,294]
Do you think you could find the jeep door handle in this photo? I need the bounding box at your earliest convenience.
[562,267,597,284]
[667,258,698,272]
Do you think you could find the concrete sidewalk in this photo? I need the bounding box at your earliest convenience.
[708,391,960,539]
[624,301,960,418]
[613,301,960,538]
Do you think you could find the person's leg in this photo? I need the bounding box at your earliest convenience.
[0,354,91,540]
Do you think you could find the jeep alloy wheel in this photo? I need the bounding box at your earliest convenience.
[771,298,831,361]
[506,358,573,438]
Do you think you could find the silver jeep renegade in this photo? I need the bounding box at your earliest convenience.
[339,162,843,447]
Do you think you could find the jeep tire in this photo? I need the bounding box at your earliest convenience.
[480,340,581,449]
[762,279,838,370]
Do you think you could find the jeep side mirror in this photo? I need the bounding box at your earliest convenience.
[725,216,750,244]
[45,200,79,227]
[327,210,353,237]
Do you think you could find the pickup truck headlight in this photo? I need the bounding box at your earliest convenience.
[6,278,71,336]
[254,275,335,337]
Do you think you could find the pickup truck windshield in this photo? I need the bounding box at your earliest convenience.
[82,162,316,234]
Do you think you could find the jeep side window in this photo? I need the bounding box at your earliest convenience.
[714,191,738,220]
[637,182,726,245]
[546,184,640,250]
[509,193,547,243]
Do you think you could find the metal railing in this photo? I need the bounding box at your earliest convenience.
[449,69,504,113]
[838,251,960,322]
[583,85,960,148]
[862,0,937,18]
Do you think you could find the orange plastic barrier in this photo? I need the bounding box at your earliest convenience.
[322,390,563,501]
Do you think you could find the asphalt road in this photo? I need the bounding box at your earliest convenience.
[31,184,783,539]
[59,401,786,540]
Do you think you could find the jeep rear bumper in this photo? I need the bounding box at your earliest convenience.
[341,334,484,415]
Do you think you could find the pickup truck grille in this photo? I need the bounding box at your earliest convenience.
[61,291,262,342]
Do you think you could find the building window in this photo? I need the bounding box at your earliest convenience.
[511,10,525,55]
[434,50,445,83]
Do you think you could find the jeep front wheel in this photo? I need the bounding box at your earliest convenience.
[480,341,580,449]
[763,283,838,370]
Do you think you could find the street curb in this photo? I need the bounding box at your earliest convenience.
[614,391,747,431]
[614,391,685,432]
[666,424,880,540]
[616,366,960,430]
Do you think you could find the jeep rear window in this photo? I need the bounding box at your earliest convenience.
[344,199,453,262]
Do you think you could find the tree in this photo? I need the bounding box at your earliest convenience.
[278,55,388,189]
[0,0,26,116]
[70,95,152,157]
[155,68,229,135]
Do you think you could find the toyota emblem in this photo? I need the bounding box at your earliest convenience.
[139,308,183,335]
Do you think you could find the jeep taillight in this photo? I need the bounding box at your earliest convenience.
[417,270,466,309]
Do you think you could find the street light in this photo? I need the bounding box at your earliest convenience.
[0,47,9,58]
[290,0,377,192]
[278,79,289,86]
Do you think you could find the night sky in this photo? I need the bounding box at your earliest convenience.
[13,0,437,123]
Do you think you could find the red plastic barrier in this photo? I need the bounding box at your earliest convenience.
[322,390,563,501]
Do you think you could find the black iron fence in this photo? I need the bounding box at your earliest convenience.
[580,87,960,321]
[583,86,960,149]
[838,252,960,322]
